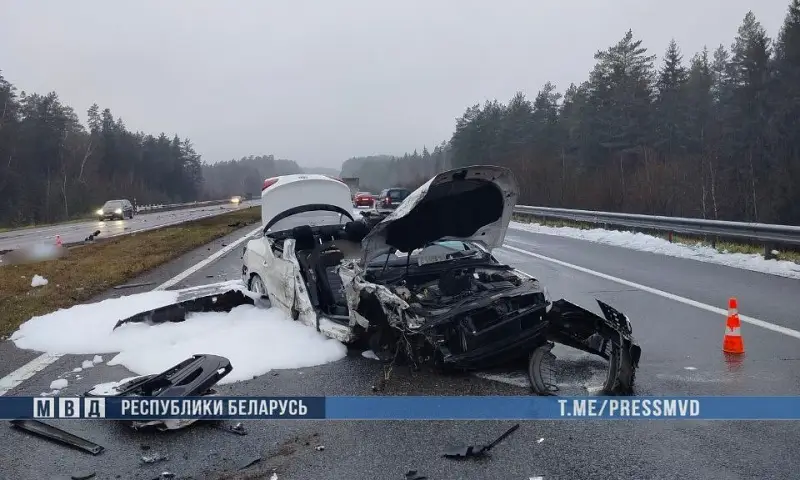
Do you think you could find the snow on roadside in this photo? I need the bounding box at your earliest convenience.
[30,274,48,287]
[510,221,800,280]
[10,290,347,385]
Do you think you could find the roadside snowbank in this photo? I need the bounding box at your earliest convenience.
[510,221,800,280]
[10,290,347,384]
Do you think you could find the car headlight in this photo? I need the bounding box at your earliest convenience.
[115,208,122,214]
[96,209,103,215]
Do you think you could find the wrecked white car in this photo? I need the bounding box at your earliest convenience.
[240,167,640,394]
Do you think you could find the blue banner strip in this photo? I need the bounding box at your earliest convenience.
[4,396,800,420]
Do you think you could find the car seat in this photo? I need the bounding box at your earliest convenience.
[309,244,348,317]
[291,225,320,307]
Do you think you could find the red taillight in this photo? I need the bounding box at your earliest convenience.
[385,196,391,204]
[262,177,279,190]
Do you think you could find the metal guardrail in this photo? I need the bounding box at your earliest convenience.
[513,205,800,258]
[136,199,234,213]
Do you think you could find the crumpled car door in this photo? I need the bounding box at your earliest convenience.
[262,238,296,311]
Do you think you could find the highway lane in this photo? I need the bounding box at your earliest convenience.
[0,199,259,252]
[1,224,799,478]
[505,225,800,334]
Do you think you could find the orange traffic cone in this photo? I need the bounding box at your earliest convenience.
[55,235,62,247]
[722,297,744,354]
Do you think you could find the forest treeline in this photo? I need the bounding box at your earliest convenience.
[0,77,205,226]
[345,4,800,225]
[200,155,303,200]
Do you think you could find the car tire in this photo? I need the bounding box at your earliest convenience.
[248,274,268,299]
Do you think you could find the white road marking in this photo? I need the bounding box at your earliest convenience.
[0,225,262,396]
[501,244,800,340]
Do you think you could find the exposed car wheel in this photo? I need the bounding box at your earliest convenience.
[527,342,559,395]
[248,274,268,299]
[527,339,631,396]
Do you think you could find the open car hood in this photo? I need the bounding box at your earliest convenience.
[361,165,518,263]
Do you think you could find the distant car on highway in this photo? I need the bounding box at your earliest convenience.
[353,191,374,207]
[375,188,411,210]
[231,196,243,204]
[96,199,135,221]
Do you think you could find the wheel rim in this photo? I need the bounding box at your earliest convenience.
[250,276,265,295]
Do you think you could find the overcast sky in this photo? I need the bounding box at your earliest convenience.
[0,1,789,169]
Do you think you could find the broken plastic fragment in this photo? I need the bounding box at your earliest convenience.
[9,419,104,455]
[361,350,380,360]
[443,424,520,459]
[70,472,96,480]
[405,470,427,480]
[140,452,168,464]
[315,445,325,451]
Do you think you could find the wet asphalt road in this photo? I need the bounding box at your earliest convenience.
[1,218,799,479]
[0,200,259,252]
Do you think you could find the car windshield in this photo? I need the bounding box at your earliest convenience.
[268,209,352,233]
[366,239,485,267]
[103,201,123,209]
[388,190,409,200]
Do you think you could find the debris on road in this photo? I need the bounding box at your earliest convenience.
[92,355,103,364]
[405,470,427,480]
[70,471,96,480]
[443,423,520,459]
[238,456,262,470]
[9,419,104,455]
[157,472,176,479]
[211,422,248,436]
[85,354,233,431]
[315,445,326,451]
[31,274,49,287]
[140,451,169,464]
[113,281,156,290]
[81,360,94,369]
[362,350,380,360]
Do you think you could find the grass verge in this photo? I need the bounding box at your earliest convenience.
[511,214,800,264]
[0,206,260,338]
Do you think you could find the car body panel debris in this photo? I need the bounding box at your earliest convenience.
[9,419,104,455]
[443,423,520,459]
[84,354,233,431]
[112,286,261,330]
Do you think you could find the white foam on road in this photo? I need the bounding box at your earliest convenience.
[9,289,347,385]
[10,291,180,353]
[30,274,48,287]
[49,378,67,390]
[510,221,800,280]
